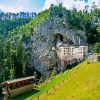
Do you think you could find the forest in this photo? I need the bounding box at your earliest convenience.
[0,5,100,83]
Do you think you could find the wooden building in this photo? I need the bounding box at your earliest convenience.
[1,76,35,97]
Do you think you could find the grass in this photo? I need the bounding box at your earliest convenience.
[12,61,100,100]
[41,61,100,100]
[12,65,72,100]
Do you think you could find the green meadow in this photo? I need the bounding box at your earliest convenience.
[13,61,100,100]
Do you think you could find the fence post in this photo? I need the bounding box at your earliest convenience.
[37,95,39,100]
[54,86,55,90]
[59,82,61,86]
[36,78,71,99]
[46,90,48,95]
[63,80,64,83]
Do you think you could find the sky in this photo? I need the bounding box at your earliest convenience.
[0,0,99,13]
[0,0,45,13]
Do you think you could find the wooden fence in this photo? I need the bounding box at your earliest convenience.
[32,68,79,100]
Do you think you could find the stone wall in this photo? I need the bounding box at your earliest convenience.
[9,84,33,97]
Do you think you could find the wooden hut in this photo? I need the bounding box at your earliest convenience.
[1,76,35,97]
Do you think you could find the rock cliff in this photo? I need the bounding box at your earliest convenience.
[27,7,87,78]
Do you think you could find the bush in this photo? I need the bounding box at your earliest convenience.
[87,61,90,64]
[50,71,56,78]
[93,42,100,53]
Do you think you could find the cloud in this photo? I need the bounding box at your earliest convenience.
[43,0,86,11]
[0,4,23,13]
[62,0,86,10]
[62,0,74,10]
[88,0,100,8]
[88,0,100,5]
[43,0,63,10]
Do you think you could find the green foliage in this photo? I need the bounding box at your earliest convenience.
[50,71,57,78]
[13,41,24,78]
[93,42,100,53]
[0,35,4,75]
[9,9,50,38]
[65,9,100,44]
[0,18,31,36]
[50,4,66,18]
[49,5,100,44]
[13,61,100,100]
[13,64,72,100]
[0,5,100,83]
[0,37,35,82]
[0,9,51,82]
[8,6,100,44]
[10,67,15,80]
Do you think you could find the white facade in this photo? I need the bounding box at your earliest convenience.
[56,45,88,61]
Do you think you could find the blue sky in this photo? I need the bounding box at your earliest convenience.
[85,0,88,3]
[0,0,96,13]
[0,0,46,12]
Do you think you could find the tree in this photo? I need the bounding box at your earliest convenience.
[0,35,4,82]
[0,18,31,36]
[3,41,12,81]
[10,67,15,80]
[14,41,24,78]
[93,42,100,53]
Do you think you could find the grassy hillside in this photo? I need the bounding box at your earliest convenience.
[41,61,100,100]
[13,61,100,100]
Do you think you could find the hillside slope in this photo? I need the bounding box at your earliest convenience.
[1,5,100,82]
[12,61,100,100]
[40,61,100,100]
[8,6,100,78]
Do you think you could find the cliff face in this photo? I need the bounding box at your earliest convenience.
[28,8,87,78]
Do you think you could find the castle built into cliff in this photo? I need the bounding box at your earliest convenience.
[52,33,88,67]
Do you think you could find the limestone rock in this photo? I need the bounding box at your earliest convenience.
[27,9,87,78]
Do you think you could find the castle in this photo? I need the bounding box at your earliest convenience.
[52,34,88,67]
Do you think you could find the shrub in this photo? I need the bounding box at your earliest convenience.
[93,42,100,53]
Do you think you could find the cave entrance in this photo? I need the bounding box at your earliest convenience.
[55,33,63,42]
[55,33,64,47]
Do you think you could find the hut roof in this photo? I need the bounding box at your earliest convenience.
[1,76,35,85]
